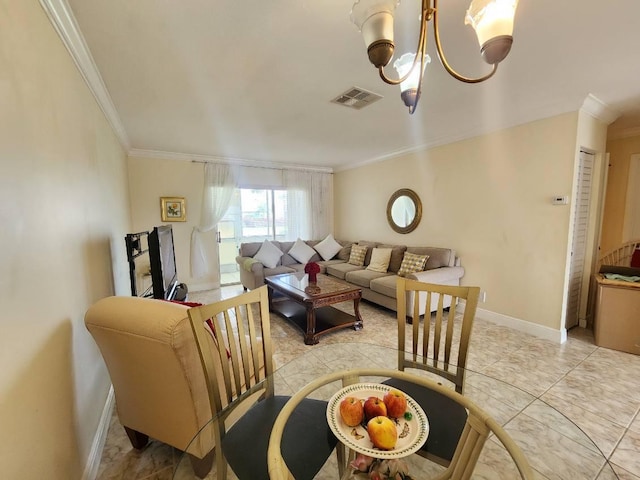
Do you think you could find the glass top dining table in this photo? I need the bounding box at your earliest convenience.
[173,342,619,479]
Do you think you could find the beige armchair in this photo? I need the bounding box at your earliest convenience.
[84,296,217,477]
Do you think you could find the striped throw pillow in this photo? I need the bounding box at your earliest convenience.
[348,244,368,266]
[397,252,429,277]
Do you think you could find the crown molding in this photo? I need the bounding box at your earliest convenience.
[580,94,620,125]
[39,0,130,150]
[128,149,334,173]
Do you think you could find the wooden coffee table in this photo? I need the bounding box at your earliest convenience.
[265,273,364,345]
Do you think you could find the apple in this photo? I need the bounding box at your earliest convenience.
[383,389,408,418]
[339,396,364,427]
[363,396,387,421]
[367,416,398,450]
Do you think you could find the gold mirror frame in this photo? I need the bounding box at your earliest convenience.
[386,188,422,234]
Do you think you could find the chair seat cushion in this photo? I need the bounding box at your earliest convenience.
[222,395,337,480]
[382,378,467,463]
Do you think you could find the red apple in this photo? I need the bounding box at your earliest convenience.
[383,389,408,418]
[363,396,387,421]
[339,396,364,427]
[367,416,397,450]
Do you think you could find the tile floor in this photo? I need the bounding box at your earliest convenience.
[96,285,640,480]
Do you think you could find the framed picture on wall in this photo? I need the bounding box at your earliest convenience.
[160,197,186,222]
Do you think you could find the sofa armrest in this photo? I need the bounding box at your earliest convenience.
[236,255,264,272]
[236,256,266,290]
[407,266,464,285]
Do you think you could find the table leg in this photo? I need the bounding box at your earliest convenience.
[267,285,274,310]
[353,297,363,331]
[304,306,319,345]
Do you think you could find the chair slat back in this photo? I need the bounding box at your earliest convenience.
[397,278,480,393]
[597,239,640,268]
[188,286,273,420]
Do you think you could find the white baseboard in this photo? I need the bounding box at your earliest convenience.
[459,302,567,344]
[82,386,115,480]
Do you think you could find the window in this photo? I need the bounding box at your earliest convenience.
[239,188,289,241]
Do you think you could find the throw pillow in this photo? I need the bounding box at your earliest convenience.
[348,244,368,266]
[398,252,430,277]
[314,233,343,261]
[288,238,316,264]
[366,247,393,273]
[254,239,283,269]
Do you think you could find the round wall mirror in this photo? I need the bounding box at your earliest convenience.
[387,188,422,234]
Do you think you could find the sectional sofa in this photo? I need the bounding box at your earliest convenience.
[236,237,464,317]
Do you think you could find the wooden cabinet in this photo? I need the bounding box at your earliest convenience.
[593,275,640,355]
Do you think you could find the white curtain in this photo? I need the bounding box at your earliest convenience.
[283,170,333,240]
[283,170,311,240]
[190,163,237,278]
[310,171,333,239]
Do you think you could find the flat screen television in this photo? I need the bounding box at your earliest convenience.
[148,225,179,300]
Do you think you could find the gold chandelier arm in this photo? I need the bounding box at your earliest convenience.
[432,0,498,83]
[378,0,432,86]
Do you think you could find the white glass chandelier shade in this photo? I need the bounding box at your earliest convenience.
[351,0,518,113]
[393,52,431,94]
[465,0,518,64]
[351,0,398,46]
[351,0,400,67]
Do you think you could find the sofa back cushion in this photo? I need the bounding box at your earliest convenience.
[366,247,393,273]
[358,240,380,265]
[239,242,263,258]
[287,238,317,264]
[312,234,343,261]
[336,241,353,261]
[254,240,284,269]
[377,244,407,273]
[348,244,368,266]
[406,247,455,269]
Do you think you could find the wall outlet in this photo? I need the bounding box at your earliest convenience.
[480,291,487,303]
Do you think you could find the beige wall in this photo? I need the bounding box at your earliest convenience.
[336,113,587,331]
[601,134,640,253]
[0,1,130,478]
[127,157,289,290]
[127,156,218,291]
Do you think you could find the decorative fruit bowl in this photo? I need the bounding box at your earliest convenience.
[326,383,429,459]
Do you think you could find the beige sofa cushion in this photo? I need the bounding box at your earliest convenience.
[326,262,364,280]
[358,240,380,265]
[366,247,393,273]
[370,275,399,298]
[346,269,392,289]
[377,244,407,273]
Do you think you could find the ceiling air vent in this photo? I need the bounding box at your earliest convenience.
[331,86,383,110]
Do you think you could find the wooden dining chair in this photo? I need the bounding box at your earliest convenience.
[383,278,480,466]
[268,369,534,480]
[188,286,338,480]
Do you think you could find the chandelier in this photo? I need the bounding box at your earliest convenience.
[351,0,519,113]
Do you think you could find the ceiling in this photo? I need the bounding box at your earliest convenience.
[56,0,640,171]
